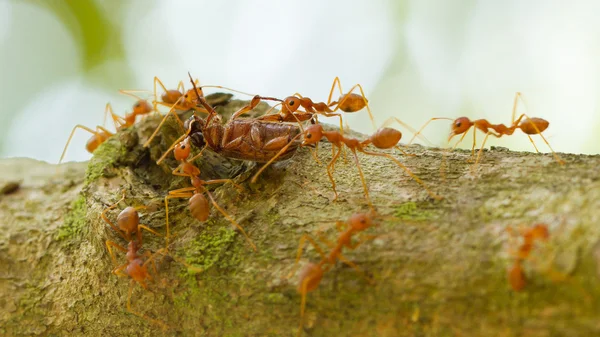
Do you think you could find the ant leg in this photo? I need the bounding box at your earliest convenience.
[380,117,435,148]
[143,97,186,148]
[334,83,376,129]
[106,240,127,266]
[348,149,373,209]
[126,280,169,330]
[250,133,304,183]
[407,118,454,145]
[315,233,374,285]
[103,103,125,130]
[164,189,196,249]
[527,135,541,153]
[360,149,443,200]
[228,95,263,121]
[118,89,152,102]
[199,84,256,97]
[204,190,257,251]
[326,76,344,105]
[203,179,245,193]
[519,113,564,165]
[58,125,113,164]
[472,132,502,172]
[153,76,171,111]
[101,191,128,241]
[325,146,343,202]
[112,262,129,278]
[136,225,162,246]
[287,234,328,279]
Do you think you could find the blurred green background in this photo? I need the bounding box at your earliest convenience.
[1,0,598,163]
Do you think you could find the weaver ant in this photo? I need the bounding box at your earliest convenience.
[252,122,442,208]
[506,223,550,291]
[104,239,169,330]
[257,77,376,132]
[287,212,379,336]
[59,95,154,164]
[163,123,256,251]
[407,92,565,168]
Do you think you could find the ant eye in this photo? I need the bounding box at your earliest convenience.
[289,100,295,106]
[134,102,141,107]
[456,122,462,127]
[306,133,312,139]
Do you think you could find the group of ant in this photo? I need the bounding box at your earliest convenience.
[61,72,564,333]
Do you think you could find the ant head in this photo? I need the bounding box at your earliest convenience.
[349,212,373,230]
[449,117,473,140]
[132,100,152,116]
[283,96,301,112]
[174,137,191,161]
[302,124,323,146]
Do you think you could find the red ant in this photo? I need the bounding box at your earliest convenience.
[287,212,379,336]
[163,125,256,251]
[105,239,169,330]
[59,96,153,164]
[506,223,550,291]
[407,92,565,168]
[257,77,376,132]
[252,121,442,208]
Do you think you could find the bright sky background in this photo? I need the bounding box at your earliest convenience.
[1,0,598,163]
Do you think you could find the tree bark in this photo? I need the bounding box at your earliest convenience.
[1,98,599,337]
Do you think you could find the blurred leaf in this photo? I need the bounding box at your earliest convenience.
[22,0,126,71]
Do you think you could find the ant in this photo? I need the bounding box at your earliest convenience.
[257,77,376,132]
[287,212,379,336]
[163,124,256,251]
[407,92,565,168]
[506,223,550,291]
[59,97,153,164]
[251,122,442,208]
[101,190,162,247]
[105,239,169,330]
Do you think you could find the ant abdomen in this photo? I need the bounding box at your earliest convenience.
[117,207,140,234]
[370,128,401,149]
[162,90,183,104]
[189,193,210,221]
[297,263,323,293]
[520,118,549,134]
[338,93,367,112]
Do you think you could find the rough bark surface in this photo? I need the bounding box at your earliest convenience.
[1,98,600,337]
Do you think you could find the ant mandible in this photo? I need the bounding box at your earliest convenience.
[287,212,378,336]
